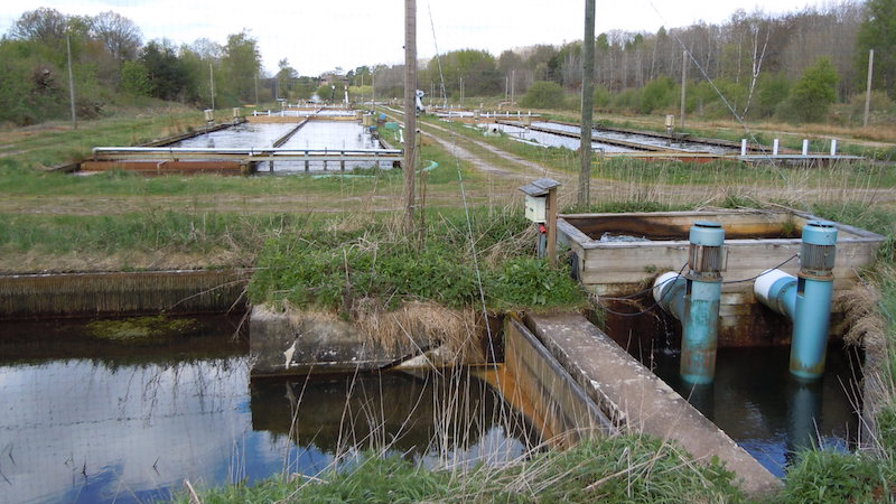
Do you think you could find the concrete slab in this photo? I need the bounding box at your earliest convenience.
[527,312,782,497]
[250,305,421,376]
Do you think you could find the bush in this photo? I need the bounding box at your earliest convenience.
[780,58,839,123]
[521,80,566,109]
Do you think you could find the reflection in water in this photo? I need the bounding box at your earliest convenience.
[0,319,530,504]
[651,345,861,477]
[170,120,383,173]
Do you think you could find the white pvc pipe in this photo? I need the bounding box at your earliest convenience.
[754,269,794,310]
[741,139,748,156]
[653,271,681,304]
[830,139,838,156]
[773,139,780,155]
[802,139,809,156]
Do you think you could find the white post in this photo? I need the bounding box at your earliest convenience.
[773,139,780,156]
[802,139,809,156]
[741,139,748,156]
[830,139,838,156]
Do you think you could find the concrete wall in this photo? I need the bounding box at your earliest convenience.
[249,305,424,376]
[0,270,248,320]
[526,312,782,497]
[501,316,613,447]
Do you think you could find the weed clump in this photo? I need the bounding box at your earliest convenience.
[87,315,200,344]
[248,209,588,316]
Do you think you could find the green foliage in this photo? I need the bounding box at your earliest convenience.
[221,30,261,103]
[316,82,345,103]
[0,211,297,258]
[520,81,566,109]
[781,58,839,123]
[120,60,151,96]
[755,73,791,118]
[489,258,587,309]
[426,49,502,98]
[639,76,677,114]
[592,84,612,109]
[185,435,743,503]
[782,450,894,503]
[248,210,587,314]
[857,0,896,99]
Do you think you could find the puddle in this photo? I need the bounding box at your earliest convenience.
[0,318,531,504]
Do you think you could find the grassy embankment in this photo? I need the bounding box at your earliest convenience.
[0,109,517,273]
[4,106,896,501]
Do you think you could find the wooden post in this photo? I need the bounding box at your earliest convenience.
[864,49,874,128]
[403,0,418,234]
[578,0,595,209]
[66,36,77,130]
[547,186,559,267]
[680,50,687,130]
[210,62,216,111]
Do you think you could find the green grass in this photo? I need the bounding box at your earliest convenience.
[421,116,896,188]
[248,208,587,314]
[181,434,743,504]
[0,106,205,168]
[0,211,300,256]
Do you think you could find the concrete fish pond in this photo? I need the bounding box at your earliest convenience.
[0,207,887,500]
[559,209,885,346]
[0,316,532,504]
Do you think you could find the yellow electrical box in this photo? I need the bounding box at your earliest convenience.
[525,194,547,223]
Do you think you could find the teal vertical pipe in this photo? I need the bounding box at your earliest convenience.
[681,277,722,384]
[791,221,838,379]
[653,221,725,385]
[754,221,838,380]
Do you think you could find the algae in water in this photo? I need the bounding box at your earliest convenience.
[87,315,201,344]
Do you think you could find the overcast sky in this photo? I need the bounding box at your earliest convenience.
[1,1,831,76]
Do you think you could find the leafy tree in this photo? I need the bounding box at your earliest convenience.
[783,57,839,123]
[222,30,260,103]
[520,81,566,109]
[120,60,151,96]
[857,0,896,98]
[277,58,297,100]
[139,40,190,101]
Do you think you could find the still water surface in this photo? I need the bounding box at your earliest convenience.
[0,317,530,504]
[650,345,861,477]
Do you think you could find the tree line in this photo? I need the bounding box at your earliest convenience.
[0,7,280,125]
[2,1,894,127]
[368,0,893,124]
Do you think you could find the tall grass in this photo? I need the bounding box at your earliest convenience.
[248,208,587,314]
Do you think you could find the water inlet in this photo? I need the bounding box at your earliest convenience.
[653,221,726,384]
[754,220,838,379]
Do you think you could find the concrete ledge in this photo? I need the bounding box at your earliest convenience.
[0,269,248,320]
[249,305,425,376]
[527,312,782,497]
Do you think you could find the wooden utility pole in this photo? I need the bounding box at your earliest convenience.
[66,35,77,129]
[209,63,216,110]
[680,50,687,130]
[403,0,417,234]
[864,49,874,128]
[578,0,596,208]
[511,69,515,104]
